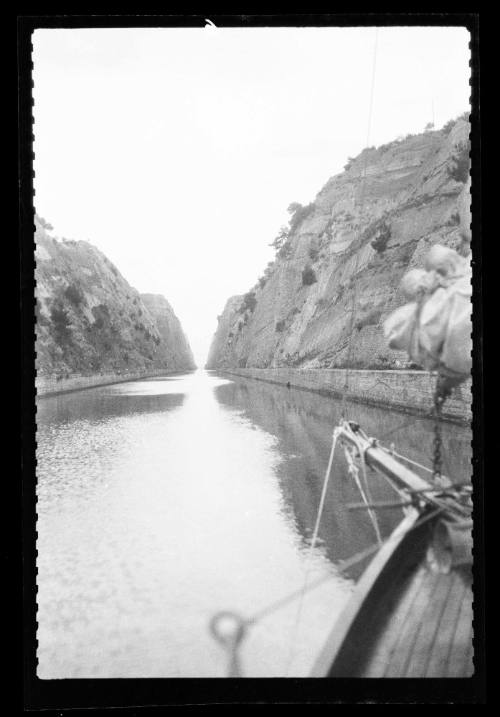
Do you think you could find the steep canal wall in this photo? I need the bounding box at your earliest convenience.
[206,119,471,374]
[36,369,193,397]
[35,216,196,379]
[223,368,472,423]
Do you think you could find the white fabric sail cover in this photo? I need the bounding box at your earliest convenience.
[383,245,472,381]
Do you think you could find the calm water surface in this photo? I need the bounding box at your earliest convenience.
[36,370,471,678]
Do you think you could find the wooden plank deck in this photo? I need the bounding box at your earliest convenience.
[313,517,473,678]
[311,424,473,679]
[424,569,468,676]
[362,564,428,677]
[361,564,473,678]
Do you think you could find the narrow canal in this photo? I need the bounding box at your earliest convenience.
[36,370,472,678]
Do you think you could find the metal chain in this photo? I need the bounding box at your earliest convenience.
[432,394,444,482]
[432,373,452,485]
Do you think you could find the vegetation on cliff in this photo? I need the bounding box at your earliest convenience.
[206,114,470,371]
[35,217,195,376]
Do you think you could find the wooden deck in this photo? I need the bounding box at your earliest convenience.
[310,423,473,679]
[361,563,473,678]
[312,510,473,678]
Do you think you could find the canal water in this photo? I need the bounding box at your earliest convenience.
[36,370,472,678]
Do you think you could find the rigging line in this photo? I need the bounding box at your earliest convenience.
[283,427,341,674]
[344,442,382,544]
[310,430,341,549]
[378,444,437,476]
[377,416,426,442]
[360,433,457,496]
[285,27,380,674]
[363,457,450,502]
[369,467,407,502]
[379,441,457,489]
[356,438,383,543]
[244,505,445,627]
[352,437,425,501]
[345,427,383,539]
[341,27,379,418]
[359,449,470,520]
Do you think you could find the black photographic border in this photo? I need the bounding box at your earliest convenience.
[19,11,485,708]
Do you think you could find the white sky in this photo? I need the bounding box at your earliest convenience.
[32,26,470,366]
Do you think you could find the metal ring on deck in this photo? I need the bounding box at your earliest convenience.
[209,611,246,647]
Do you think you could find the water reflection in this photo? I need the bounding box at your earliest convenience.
[36,370,471,679]
[37,372,351,679]
[37,383,186,426]
[214,375,472,574]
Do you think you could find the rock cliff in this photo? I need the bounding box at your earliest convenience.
[140,293,195,370]
[35,217,195,376]
[206,116,470,370]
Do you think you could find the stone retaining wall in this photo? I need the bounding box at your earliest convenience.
[36,369,191,397]
[224,368,472,423]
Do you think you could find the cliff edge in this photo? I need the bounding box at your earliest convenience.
[35,217,195,376]
[206,116,470,370]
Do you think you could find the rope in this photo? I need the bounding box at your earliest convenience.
[310,428,342,549]
[357,436,471,521]
[357,451,470,508]
[211,505,444,677]
[284,416,379,672]
[209,416,451,675]
[242,504,444,627]
[341,27,379,418]
[344,443,382,544]
[379,444,439,477]
[373,395,465,487]
[377,416,425,442]
[283,426,342,673]
[367,463,403,498]
[352,437,382,543]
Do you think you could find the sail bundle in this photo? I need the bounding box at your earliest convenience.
[383,244,472,387]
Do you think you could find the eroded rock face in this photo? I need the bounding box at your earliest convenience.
[140,293,195,371]
[206,118,471,370]
[35,217,195,376]
[205,296,244,370]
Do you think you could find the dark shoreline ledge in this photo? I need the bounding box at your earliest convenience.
[221,368,472,425]
[35,368,196,398]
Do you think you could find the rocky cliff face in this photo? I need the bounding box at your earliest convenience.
[206,116,471,370]
[35,217,195,376]
[140,293,195,370]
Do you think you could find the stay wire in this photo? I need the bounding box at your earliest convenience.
[244,504,444,628]
[345,435,382,544]
[283,427,341,673]
[281,26,380,674]
[341,27,379,418]
[377,416,425,442]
